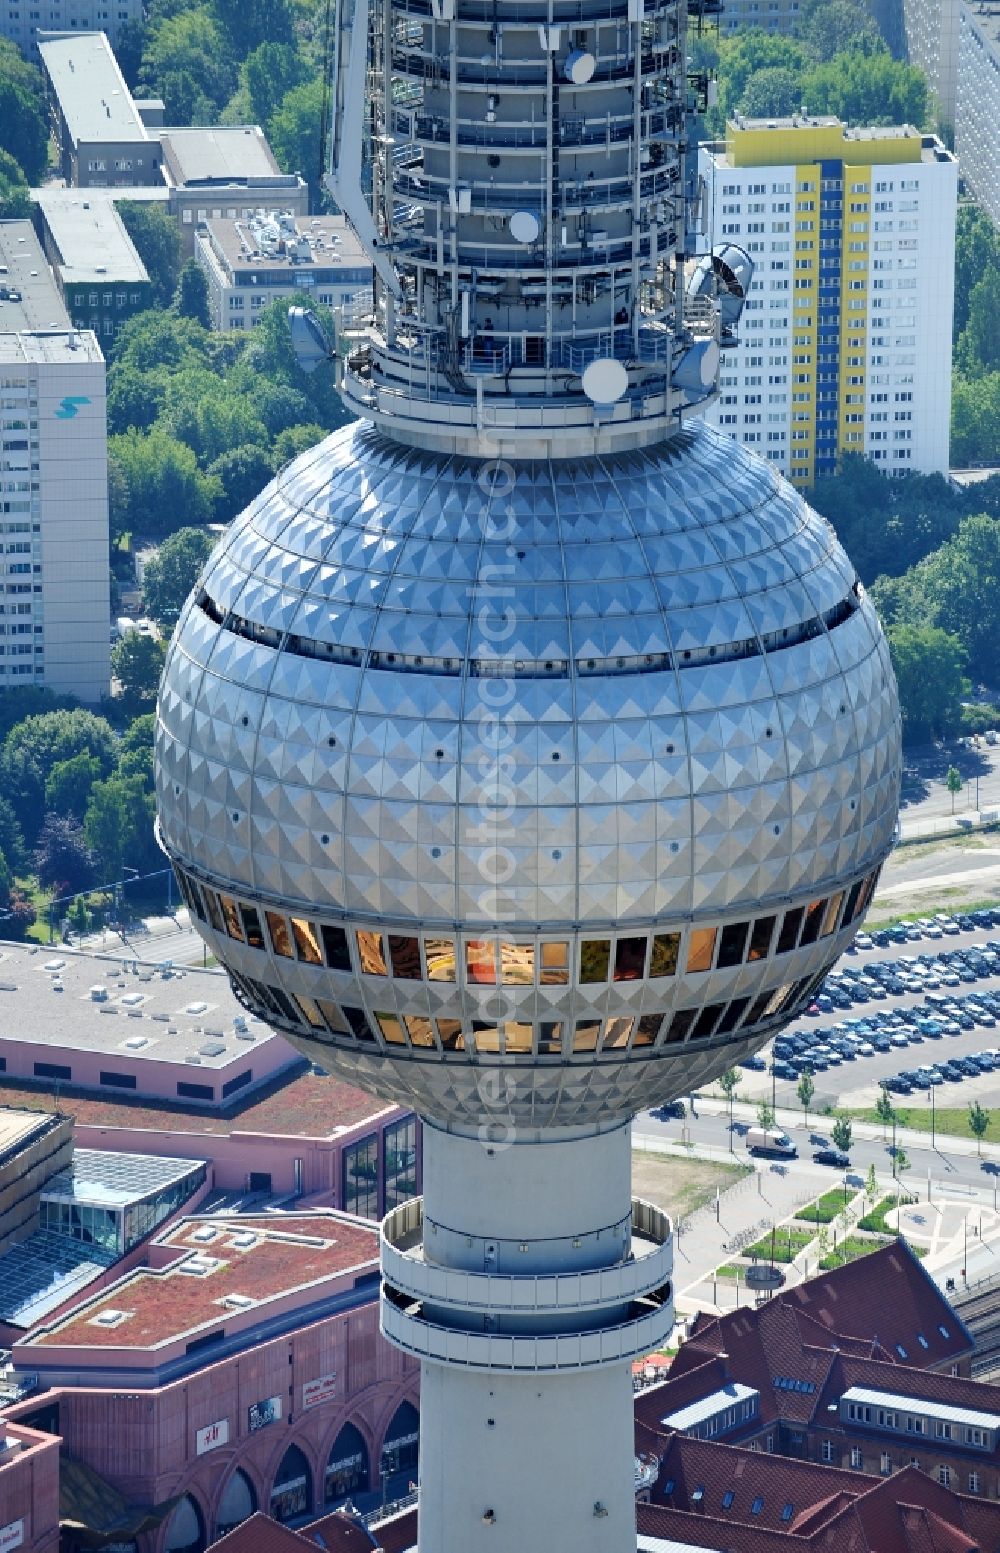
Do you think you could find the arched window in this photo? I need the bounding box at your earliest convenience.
[215,1469,257,1538]
[325,1422,369,1506]
[380,1400,419,1484]
[270,1443,312,1524]
[163,1495,206,1553]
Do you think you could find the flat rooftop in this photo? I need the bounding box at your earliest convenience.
[0,942,288,1074]
[36,192,149,287]
[32,1211,379,1348]
[158,126,286,186]
[38,32,149,147]
[0,1069,394,1139]
[0,221,71,332]
[42,1148,206,1209]
[203,212,370,279]
[0,1106,63,1162]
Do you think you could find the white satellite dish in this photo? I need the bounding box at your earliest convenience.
[581,357,628,404]
[564,49,596,84]
[510,210,541,244]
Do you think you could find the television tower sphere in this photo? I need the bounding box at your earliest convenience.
[154,0,901,1540]
[156,422,899,1133]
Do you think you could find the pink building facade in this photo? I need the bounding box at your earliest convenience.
[6,1212,420,1552]
[0,1425,59,1553]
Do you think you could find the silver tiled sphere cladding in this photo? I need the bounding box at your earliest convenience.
[154,418,901,1133]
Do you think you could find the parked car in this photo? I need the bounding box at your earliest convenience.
[813,1148,850,1167]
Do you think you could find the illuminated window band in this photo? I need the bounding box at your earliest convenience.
[171,863,880,1058]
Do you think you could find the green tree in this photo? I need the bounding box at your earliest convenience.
[0,793,26,874]
[719,1066,740,1147]
[886,624,968,746]
[160,370,268,466]
[956,265,1000,377]
[44,749,103,822]
[801,0,882,61]
[946,764,963,812]
[797,1068,815,1127]
[831,1115,853,1155]
[268,75,327,206]
[117,713,155,789]
[715,31,810,125]
[212,0,294,59]
[139,9,236,124]
[0,40,49,184]
[757,1098,775,1131]
[803,50,928,127]
[238,41,310,129]
[142,527,216,628]
[33,813,96,896]
[969,1100,990,1155]
[1,710,118,840]
[111,633,166,708]
[117,203,183,310]
[875,1086,895,1139]
[69,895,90,936]
[864,1161,879,1212]
[84,773,159,881]
[951,371,1000,470]
[0,147,30,219]
[954,205,1000,340]
[739,66,803,119]
[273,423,327,466]
[883,514,1000,681]
[109,427,221,539]
[173,258,212,329]
[208,444,274,519]
[894,1146,910,1182]
[244,295,348,427]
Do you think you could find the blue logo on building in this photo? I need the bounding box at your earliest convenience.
[55,396,91,420]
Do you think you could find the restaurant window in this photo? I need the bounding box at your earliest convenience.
[266,911,293,958]
[239,905,264,949]
[799,898,825,946]
[389,934,421,979]
[686,928,717,974]
[632,1014,662,1047]
[499,942,534,984]
[614,937,646,981]
[321,925,352,971]
[650,933,680,977]
[602,1016,634,1050]
[539,941,569,984]
[403,1015,436,1048]
[424,937,457,981]
[291,917,323,964]
[376,1013,406,1045]
[436,1018,464,1050]
[776,907,803,954]
[662,1009,695,1044]
[219,893,244,940]
[357,930,388,976]
[538,1021,563,1055]
[466,939,496,984]
[573,1019,601,1053]
[717,921,750,969]
[579,939,610,984]
[748,916,776,961]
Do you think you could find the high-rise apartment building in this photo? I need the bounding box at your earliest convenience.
[0,222,109,702]
[699,117,957,487]
[900,0,962,126]
[957,3,1000,226]
[719,0,801,33]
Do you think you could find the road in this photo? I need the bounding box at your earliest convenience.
[75,910,209,967]
[900,742,1000,824]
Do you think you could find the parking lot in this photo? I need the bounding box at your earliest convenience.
[736,908,1000,1114]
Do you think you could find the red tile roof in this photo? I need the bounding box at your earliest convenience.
[32,1212,379,1348]
[304,1510,375,1551]
[209,1513,316,1552]
[0,1071,394,1139]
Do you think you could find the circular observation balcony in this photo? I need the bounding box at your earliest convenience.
[379,1197,674,1373]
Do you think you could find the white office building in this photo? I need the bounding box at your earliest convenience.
[900,0,962,127]
[699,117,957,488]
[956,4,1000,226]
[194,211,372,333]
[0,223,109,702]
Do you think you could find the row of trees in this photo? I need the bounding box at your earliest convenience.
[0,39,50,216]
[693,0,930,140]
[951,206,1000,469]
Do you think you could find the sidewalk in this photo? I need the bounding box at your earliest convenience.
[698,1094,1000,1167]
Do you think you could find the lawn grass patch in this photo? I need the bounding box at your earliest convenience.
[795,1188,856,1225]
[845,1104,1000,1145]
[858,1194,918,1234]
[819,1234,893,1270]
[745,1227,815,1264]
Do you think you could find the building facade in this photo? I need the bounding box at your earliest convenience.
[0,222,109,702]
[699,117,957,487]
[194,213,372,333]
[157,130,308,255]
[718,0,801,34]
[38,32,159,190]
[900,0,962,127]
[956,4,1000,227]
[6,1210,420,1551]
[2,0,141,57]
[35,190,153,343]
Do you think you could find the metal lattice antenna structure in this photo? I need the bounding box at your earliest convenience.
[327,0,741,456]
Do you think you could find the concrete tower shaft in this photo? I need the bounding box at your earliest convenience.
[330,0,722,454]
